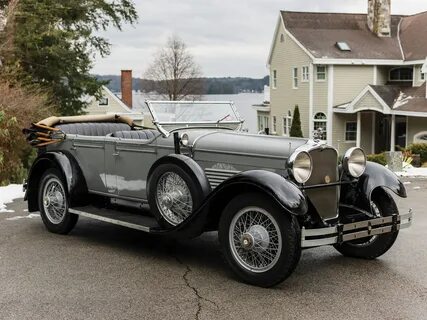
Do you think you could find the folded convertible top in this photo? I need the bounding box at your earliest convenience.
[37,114,135,128]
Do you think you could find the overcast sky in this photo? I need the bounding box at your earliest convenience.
[92,0,427,78]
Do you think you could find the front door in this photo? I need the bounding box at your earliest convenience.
[105,137,158,200]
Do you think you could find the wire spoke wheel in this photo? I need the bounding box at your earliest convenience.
[155,172,193,226]
[229,207,282,273]
[42,177,67,225]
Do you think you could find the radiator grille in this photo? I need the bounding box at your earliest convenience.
[305,147,340,220]
[204,168,240,189]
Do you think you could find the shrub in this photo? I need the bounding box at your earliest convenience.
[406,143,427,163]
[367,153,387,166]
[0,81,51,185]
[290,105,303,138]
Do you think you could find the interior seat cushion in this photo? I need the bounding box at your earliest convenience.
[111,130,159,140]
[56,122,131,136]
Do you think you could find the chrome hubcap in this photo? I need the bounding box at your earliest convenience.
[229,207,282,273]
[42,178,67,224]
[156,172,193,226]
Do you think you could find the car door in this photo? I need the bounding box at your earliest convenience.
[105,136,158,200]
[70,135,108,193]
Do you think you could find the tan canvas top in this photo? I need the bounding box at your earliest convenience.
[37,114,135,128]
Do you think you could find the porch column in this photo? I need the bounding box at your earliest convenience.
[356,112,361,148]
[371,112,376,154]
[390,114,396,152]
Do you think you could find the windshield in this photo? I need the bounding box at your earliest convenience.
[145,101,242,135]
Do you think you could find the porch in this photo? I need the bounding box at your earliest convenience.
[334,83,427,155]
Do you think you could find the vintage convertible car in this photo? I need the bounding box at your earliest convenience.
[23,101,412,287]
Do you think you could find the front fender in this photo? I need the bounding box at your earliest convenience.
[151,170,307,239]
[26,151,87,212]
[340,161,407,213]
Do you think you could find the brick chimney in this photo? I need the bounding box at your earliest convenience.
[121,70,133,108]
[367,0,391,37]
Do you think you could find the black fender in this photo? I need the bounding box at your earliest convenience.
[340,161,407,213]
[150,170,308,239]
[26,151,87,212]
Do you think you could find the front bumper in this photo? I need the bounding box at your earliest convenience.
[301,210,413,248]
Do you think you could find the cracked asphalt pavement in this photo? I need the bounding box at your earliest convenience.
[0,178,426,320]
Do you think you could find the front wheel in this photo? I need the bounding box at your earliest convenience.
[219,193,301,287]
[334,192,399,259]
[38,168,78,234]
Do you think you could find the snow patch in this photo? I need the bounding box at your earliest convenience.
[395,167,427,177]
[6,213,40,221]
[393,92,414,109]
[0,184,25,213]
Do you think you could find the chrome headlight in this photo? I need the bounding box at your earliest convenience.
[343,147,366,178]
[180,133,189,146]
[288,151,313,184]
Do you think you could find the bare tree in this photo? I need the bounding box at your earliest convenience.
[0,0,18,68]
[144,35,204,101]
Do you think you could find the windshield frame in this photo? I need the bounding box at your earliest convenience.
[145,100,244,137]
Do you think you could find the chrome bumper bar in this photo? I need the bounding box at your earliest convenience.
[301,210,413,248]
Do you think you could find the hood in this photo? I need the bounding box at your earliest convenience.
[190,131,309,159]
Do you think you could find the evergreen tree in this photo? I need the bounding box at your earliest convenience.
[290,105,303,138]
[0,0,138,115]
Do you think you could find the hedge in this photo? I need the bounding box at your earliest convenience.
[406,143,427,163]
[367,153,387,166]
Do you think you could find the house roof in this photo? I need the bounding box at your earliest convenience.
[371,83,427,113]
[400,11,427,60]
[280,10,427,61]
[334,83,427,116]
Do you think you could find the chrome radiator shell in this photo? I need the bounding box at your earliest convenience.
[304,146,340,221]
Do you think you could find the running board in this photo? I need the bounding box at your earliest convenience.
[69,206,160,233]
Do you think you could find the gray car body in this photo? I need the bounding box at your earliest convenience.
[54,129,307,200]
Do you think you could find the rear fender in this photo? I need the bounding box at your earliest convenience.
[26,152,87,212]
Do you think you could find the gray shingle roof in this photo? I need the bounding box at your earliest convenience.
[281,11,427,61]
[371,83,427,112]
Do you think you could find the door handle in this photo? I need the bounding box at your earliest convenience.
[113,151,120,157]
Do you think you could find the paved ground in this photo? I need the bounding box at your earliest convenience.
[0,179,426,320]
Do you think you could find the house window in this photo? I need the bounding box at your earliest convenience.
[389,67,413,81]
[292,67,298,89]
[272,70,277,89]
[421,68,425,81]
[302,66,309,82]
[345,121,357,141]
[280,34,285,43]
[313,112,327,140]
[273,116,277,133]
[316,66,327,81]
[98,97,108,106]
[258,115,270,133]
[283,111,292,136]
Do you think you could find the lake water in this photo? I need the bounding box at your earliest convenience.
[201,93,263,133]
[133,93,264,134]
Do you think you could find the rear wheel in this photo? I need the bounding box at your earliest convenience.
[334,192,399,259]
[38,168,78,234]
[219,193,300,287]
